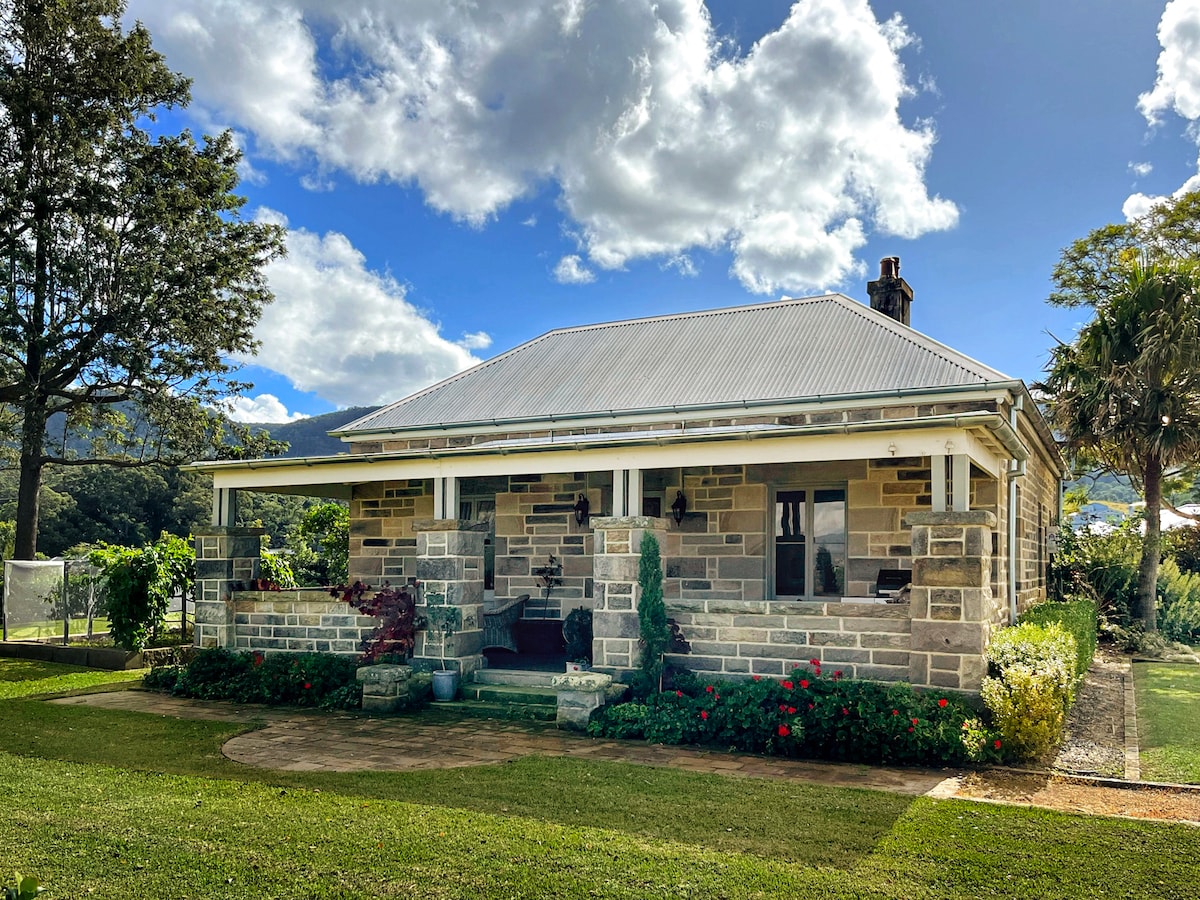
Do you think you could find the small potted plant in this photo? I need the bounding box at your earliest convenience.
[424,605,462,701]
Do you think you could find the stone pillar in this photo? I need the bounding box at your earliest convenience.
[413,520,485,676]
[905,510,997,692]
[591,515,667,679]
[193,527,265,649]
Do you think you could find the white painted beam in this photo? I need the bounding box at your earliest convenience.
[207,427,1004,493]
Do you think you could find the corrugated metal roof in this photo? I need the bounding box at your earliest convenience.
[339,294,1012,435]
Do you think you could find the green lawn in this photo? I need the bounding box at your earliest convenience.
[1134,660,1200,783]
[0,658,145,699]
[3,660,1200,898]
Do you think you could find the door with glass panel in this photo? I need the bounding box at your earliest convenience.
[773,487,846,599]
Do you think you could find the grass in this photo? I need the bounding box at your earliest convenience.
[0,659,145,699]
[1134,660,1200,783]
[4,659,1200,897]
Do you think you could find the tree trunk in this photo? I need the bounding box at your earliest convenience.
[13,400,46,560]
[1136,455,1162,631]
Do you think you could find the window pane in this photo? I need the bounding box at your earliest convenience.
[813,489,846,596]
[775,491,806,596]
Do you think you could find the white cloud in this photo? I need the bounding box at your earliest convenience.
[1124,172,1200,220]
[457,331,492,350]
[1129,0,1200,211]
[126,0,958,294]
[220,394,308,423]
[1128,161,1154,178]
[1138,0,1200,125]
[245,209,486,407]
[554,255,595,284]
[662,254,698,277]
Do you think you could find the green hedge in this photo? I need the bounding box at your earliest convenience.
[589,665,1001,766]
[1017,597,1098,678]
[982,621,1079,761]
[145,648,362,710]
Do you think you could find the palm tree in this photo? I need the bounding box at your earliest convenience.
[1041,258,1200,630]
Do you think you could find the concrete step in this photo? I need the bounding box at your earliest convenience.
[462,682,558,706]
[472,669,559,688]
[433,699,556,722]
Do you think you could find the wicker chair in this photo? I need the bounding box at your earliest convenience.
[482,594,528,653]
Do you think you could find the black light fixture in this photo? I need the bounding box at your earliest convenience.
[670,490,688,525]
[573,493,590,527]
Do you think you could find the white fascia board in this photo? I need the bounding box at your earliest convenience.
[335,385,1017,444]
[208,426,1003,493]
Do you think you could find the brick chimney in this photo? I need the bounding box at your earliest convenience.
[866,256,913,326]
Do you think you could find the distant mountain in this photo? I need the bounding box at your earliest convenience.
[249,406,380,458]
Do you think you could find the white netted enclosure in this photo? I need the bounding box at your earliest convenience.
[2,559,108,642]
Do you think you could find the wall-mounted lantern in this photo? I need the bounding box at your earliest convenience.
[573,494,590,527]
[670,490,688,525]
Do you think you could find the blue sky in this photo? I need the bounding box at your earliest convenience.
[123,1,1200,422]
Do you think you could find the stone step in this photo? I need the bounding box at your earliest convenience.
[461,682,559,706]
[431,699,556,722]
[472,669,560,688]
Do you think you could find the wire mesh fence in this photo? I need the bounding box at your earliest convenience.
[2,559,109,642]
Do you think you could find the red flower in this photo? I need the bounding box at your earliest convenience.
[908,726,914,733]
[833,670,843,680]
[994,739,1002,750]
[808,703,814,710]
[705,685,714,693]
[911,717,919,726]
[303,682,312,690]
[778,725,790,737]
[676,690,683,697]
[752,675,761,682]
[700,710,709,720]
[892,709,899,716]
[813,667,821,676]
[938,698,948,708]
[799,679,809,689]
[842,707,849,716]
[780,680,793,691]
[252,652,264,668]
[787,706,796,714]
[779,704,787,712]
[810,658,820,666]
[714,694,720,701]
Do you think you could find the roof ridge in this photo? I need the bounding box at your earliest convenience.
[535,293,841,338]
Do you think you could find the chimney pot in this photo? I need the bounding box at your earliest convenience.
[867,256,913,326]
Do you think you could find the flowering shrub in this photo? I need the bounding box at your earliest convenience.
[981,621,1078,761]
[589,663,999,766]
[149,648,361,709]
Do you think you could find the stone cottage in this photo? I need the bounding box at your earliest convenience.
[193,258,1064,692]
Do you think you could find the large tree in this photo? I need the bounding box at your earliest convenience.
[1041,258,1200,630]
[0,0,285,558]
[1049,190,1200,309]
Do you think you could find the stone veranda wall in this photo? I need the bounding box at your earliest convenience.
[665,599,911,679]
[231,591,377,654]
